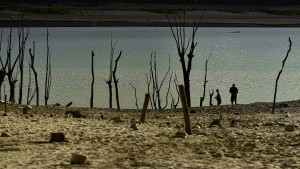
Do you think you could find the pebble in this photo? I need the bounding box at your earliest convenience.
[130,121,139,130]
[1,131,12,137]
[175,131,187,138]
[70,153,87,164]
[284,125,295,132]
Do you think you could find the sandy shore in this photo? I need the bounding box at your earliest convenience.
[0,100,299,168]
[1,10,300,27]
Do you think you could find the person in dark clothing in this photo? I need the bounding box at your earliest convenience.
[229,84,238,105]
[215,89,222,105]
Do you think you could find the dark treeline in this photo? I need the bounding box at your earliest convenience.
[2,0,300,5]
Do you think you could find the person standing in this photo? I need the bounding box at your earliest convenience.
[229,84,238,105]
[215,89,222,105]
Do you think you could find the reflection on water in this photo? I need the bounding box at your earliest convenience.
[1,27,300,108]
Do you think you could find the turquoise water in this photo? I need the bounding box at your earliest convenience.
[1,27,300,108]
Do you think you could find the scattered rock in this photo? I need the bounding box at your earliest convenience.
[230,119,237,127]
[190,110,196,113]
[20,105,32,114]
[285,114,291,118]
[1,131,12,137]
[111,115,124,123]
[70,153,87,164]
[174,131,187,138]
[263,122,274,126]
[210,150,224,159]
[130,121,139,130]
[192,125,202,134]
[65,110,85,118]
[50,132,66,142]
[284,125,295,132]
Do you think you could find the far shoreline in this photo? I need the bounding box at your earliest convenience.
[1,20,300,27]
[1,10,300,27]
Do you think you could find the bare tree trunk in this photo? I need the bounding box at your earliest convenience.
[129,82,139,109]
[106,33,117,109]
[209,89,214,106]
[148,52,171,109]
[113,51,122,111]
[6,28,19,103]
[272,38,292,113]
[90,51,94,108]
[200,53,212,107]
[0,29,6,99]
[171,73,179,109]
[44,26,51,106]
[29,41,39,106]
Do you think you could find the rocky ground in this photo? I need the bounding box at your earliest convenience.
[0,100,299,169]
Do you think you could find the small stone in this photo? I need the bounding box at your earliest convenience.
[2,112,7,116]
[1,131,12,137]
[285,114,291,118]
[50,132,66,142]
[70,153,87,164]
[284,125,295,132]
[65,110,85,118]
[49,113,54,117]
[175,131,187,138]
[209,119,221,127]
[130,121,139,130]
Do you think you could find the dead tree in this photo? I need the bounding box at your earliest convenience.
[44,26,51,106]
[6,28,19,103]
[0,29,7,99]
[90,50,94,108]
[129,82,139,109]
[209,89,214,106]
[272,38,292,113]
[167,11,204,107]
[200,52,212,107]
[17,3,30,105]
[113,51,122,111]
[171,73,179,109]
[105,34,117,109]
[28,41,39,105]
[148,52,172,109]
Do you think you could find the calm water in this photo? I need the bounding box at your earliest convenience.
[1,27,300,108]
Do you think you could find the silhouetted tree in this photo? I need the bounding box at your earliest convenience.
[272,38,292,113]
[200,52,212,107]
[167,10,204,107]
[44,26,51,106]
[6,28,20,102]
[90,50,94,108]
[28,41,39,105]
[113,51,122,110]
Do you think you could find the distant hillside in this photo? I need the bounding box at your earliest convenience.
[2,0,300,5]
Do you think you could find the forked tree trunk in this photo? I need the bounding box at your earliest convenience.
[113,51,122,111]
